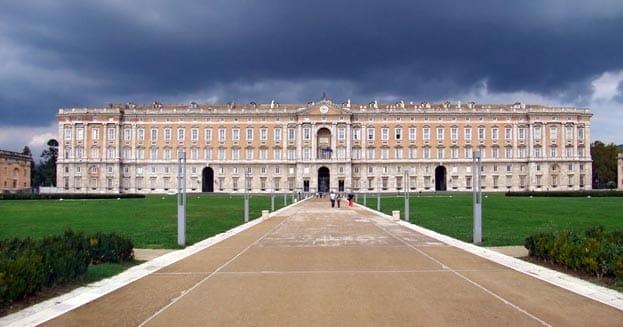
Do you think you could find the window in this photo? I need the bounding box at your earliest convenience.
[409,147,417,159]
[124,128,132,141]
[518,147,526,158]
[534,126,542,140]
[352,148,361,159]
[219,128,226,142]
[164,128,172,141]
[395,148,403,159]
[204,148,212,160]
[491,127,499,141]
[246,127,254,141]
[274,149,282,160]
[76,147,84,159]
[137,147,144,160]
[338,127,346,140]
[367,148,375,159]
[464,127,472,141]
[303,147,310,160]
[423,147,431,159]
[353,128,361,140]
[423,127,430,140]
[492,147,499,158]
[565,126,573,140]
[578,127,585,140]
[107,128,115,140]
[232,128,240,141]
[151,128,158,141]
[395,127,402,140]
[381,148,389,159]
[137,128,145,141]
[260,149,268,160]
[550,126,558,140]
[367,128,375,140]
[534,147,542,158]
[274,128,281,142]
[450,127,458,141]
[218,148,226,160]
[566,147,573,158]
[164,148,171,160]
[464,147,472,159]
[64,127,72,140]
[150,147,158,160]
[505,127,512,140]
[303,127,310,140]
[288,128,296,141]
[550,146,557,158]
[409,127,416,140]
[478,127,485,140]
[246,148,254,160]
[436,127,444,141]
[191,128,198,141]
[91,147,99,159]
[505,147,512,158]
[205,128,212,141]
[288,149,296,160]
[518,127,525,140]
[451,147,458,159]
[106,147,115,159]
[381,128,389,141]
[92,128,99,140]
[260,127,268,141]
[232,148,240,160]
[76,127,84,140]
[436,148,444,159]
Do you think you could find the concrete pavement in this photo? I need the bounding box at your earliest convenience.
[4,198,623,326]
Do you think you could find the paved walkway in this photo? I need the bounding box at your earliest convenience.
[5,198,623,326]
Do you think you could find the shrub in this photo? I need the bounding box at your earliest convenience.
[88,232,134,264]
[38,230,91,287]
[0,250,44,305]
[525,227,623,282]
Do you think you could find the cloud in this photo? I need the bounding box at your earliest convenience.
[0,1,622,144]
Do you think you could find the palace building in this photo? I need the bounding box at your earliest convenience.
[0,149,31,193]
[56,99,592,194]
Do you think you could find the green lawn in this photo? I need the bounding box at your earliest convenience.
[360,193,623,246]
[0,194,294,249]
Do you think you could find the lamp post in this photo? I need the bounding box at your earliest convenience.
[244,170,250,222]
[404,170,410,221]
[376,178,381,211]
[177,151,187,246]
[473,151,482,244]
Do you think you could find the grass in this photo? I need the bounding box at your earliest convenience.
[359,193,623,246]
[0,194,294,249]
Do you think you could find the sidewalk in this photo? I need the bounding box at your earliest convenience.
[6,198,623,326]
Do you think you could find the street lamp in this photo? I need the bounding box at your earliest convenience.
[404,170,410,221]
[177,151,187,246]
[244,170,250,222]
[473,151,482,244]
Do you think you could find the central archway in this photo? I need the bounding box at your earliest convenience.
[202,167,214,192]
[435,166,447,191]
[318,167,330,193]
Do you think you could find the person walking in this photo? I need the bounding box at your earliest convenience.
[337,192,342,208]
[348,193,354,207]
[329,191,336,208]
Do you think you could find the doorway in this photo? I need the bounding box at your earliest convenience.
[202,167,214,192]
[318,167,330,193]
[435,166,446,191]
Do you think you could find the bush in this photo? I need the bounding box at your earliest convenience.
[525,227,623,282]
[1,230,135,307]
[0,193,145,200]
[38,230,91,287]
[88,232,134,264]
[507,191,623,197]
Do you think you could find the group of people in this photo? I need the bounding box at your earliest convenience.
[329,191,354,208]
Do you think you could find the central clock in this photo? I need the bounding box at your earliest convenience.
[319,105,329,113]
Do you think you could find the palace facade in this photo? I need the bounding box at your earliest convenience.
[56,99,592,194]
[0,149,31,193]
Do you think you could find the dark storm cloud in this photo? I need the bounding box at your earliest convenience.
[1,0,623,126]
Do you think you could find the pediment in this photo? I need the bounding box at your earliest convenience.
[298,100,351,116]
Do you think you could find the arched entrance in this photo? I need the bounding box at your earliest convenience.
[317,128,332,159]
[435,166,447,191]
[202,167,214,192]
[318,167,330,193]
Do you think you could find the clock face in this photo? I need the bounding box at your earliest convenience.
[319,105,329,113]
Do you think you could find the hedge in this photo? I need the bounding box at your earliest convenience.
[0,231,134,307]
[507,191,623,197]
[525,226,623,282]
[0,193,146,200]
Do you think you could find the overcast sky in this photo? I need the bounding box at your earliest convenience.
[1,0,622,157]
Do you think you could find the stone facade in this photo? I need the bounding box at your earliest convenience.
[0,149,31,192]
[56,99,593,194]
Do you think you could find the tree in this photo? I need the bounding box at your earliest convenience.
[22,146,37,188]
[37,139,59,187]
[590,141,618,189]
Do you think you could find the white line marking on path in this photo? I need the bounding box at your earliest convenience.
[374,221,552,327]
